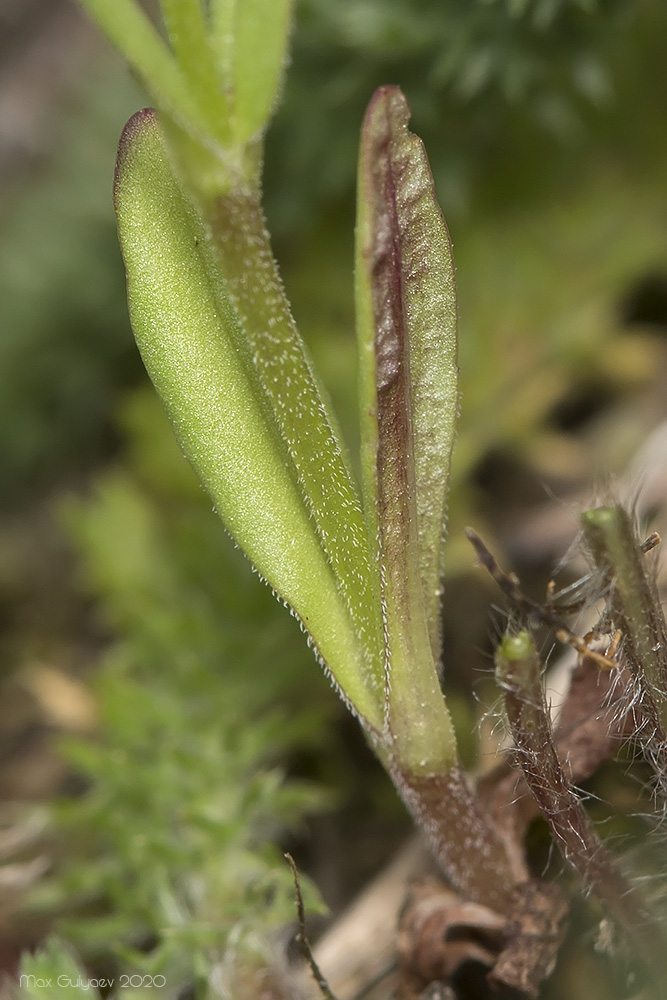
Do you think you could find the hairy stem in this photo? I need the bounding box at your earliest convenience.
[391,761,520,912]
[496,631,665,978]
[581,505,667,792]
[582,507,667,714]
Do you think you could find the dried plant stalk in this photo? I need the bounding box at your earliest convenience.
[581,505,667,793]
[496,631,665,982]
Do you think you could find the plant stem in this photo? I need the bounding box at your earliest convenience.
[582,506,667,721]
[391,761,520,912]
[496,631,666,979]
[581,505,667,792]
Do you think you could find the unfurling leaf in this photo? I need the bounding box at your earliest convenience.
[356,86,459,771]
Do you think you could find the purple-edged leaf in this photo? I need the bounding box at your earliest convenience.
[357,86,458,665]
[355,86,458,771]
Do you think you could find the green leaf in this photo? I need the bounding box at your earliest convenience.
[158,0,230,140]
[230,0,293,143]
[76,0,211,141]
[204,186,386,728]
[113,110,383,729]
[208,0,235,87]
[355,86,459,771]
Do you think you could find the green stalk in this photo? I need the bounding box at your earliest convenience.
[228,0,293,144]
[208,0,235,74]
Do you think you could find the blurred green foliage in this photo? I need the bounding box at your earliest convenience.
[16,938,100,999]
[267,0,657,227]
[0,56,144,504]
[22,389,333,997]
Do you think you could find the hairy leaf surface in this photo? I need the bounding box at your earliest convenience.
[230,0,293,143]
[114,110,384,728]
[356,86,459,769]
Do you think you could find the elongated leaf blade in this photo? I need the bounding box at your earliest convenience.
[158,0,230,140]
[208,0,235,89]
[232,0,292,142]
[357,86,458,666]
[355,87,458,770]
[114,110,383,730]
[206,189,385,717]
[78,0,211,141]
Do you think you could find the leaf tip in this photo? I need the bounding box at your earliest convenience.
[362,85,411,146]
[114,108,159,206]
[366,84,408,114]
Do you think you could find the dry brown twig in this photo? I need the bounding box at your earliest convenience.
[286,853,341,1000]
